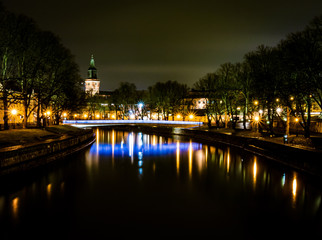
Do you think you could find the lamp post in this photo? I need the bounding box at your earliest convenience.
[295,117,299,136]
[46,110,51,126]
[138,102,144,120]
[11,109,17,129]
[254,115,260,132]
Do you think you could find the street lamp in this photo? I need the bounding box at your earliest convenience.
[138,102,144,109]
[11,109,17,129]
[295,117,299,136]
[138,102,144,120]
[276,107,283,114]
[254,116,260,132]
[46,110,51,126]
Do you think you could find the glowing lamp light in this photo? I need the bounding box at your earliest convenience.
[254,100,259,105]
[63,112,67,117]
[176,114,181,119]
[46,110,51,116]
[11,109,17,115]
[138,102,144,108]
[276,107,283,113]
[254,116,259,122]
[96,114,100,119]
[189,114,194,119]
[295,118,299,122]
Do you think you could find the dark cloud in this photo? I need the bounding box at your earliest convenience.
[2,0,322,90]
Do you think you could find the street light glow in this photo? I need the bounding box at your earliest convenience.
[138,102,144,108]
[11,109,17,115]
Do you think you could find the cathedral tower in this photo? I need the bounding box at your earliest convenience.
[85,55,100,95]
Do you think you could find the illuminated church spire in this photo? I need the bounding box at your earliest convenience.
[88,54,97,79]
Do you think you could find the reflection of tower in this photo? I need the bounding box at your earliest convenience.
[85,54,100,95]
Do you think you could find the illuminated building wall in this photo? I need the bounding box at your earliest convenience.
[0,92,37,125]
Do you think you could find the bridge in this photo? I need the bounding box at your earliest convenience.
[63,119,204,128]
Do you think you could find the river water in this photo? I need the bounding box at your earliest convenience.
[0,128,322,239]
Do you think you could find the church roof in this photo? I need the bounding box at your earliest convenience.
[88,54,96,70]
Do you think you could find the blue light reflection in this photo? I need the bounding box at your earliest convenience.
[89,142,202,157]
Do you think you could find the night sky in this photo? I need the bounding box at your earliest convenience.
[2,0,322,91]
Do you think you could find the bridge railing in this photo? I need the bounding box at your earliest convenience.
[63,119,203,126]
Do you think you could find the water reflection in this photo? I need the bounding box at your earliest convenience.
[89,128,322,216]
[176,141,180,175]
[253,157,257,185]
[0,128,322,237]
[12,197,19,218]
[47,184,52,199]
[292,175,297,206]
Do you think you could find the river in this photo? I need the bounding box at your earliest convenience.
[0,128,322,239]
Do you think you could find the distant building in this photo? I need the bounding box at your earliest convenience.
[85,55,100,95]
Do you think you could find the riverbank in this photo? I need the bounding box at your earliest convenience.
[0,125,95,176]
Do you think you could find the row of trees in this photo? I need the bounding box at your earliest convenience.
[0,3,83,129]
[193,14,322,137]
[85,14,322,138]
[87,80,190,120]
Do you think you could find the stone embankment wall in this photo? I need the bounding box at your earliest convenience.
[0,131,95,175]
[180,128,322,177]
